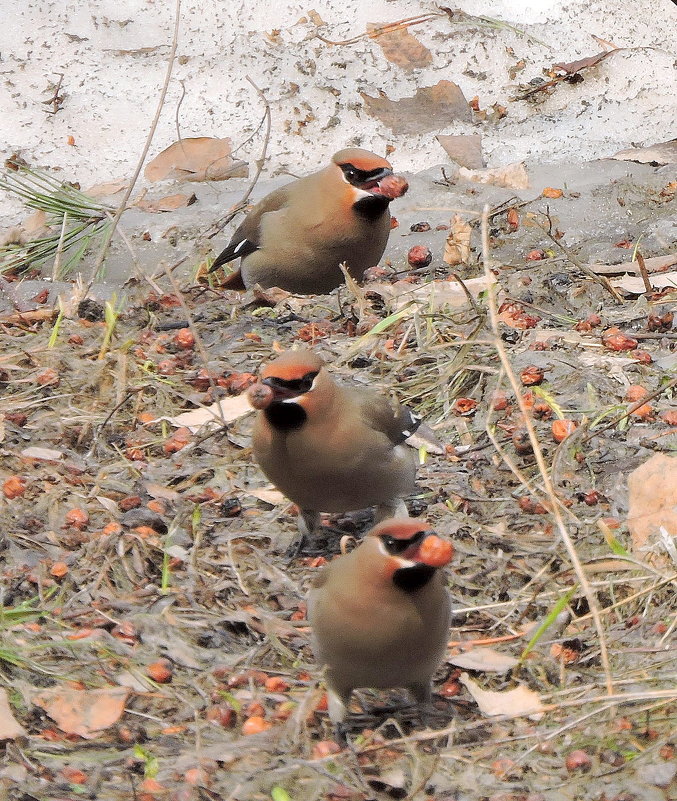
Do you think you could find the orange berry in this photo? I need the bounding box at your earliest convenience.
[241,715,272,735]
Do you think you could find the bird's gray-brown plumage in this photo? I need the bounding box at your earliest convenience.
[210,148,406,294]
[307,518,453,732]
[247,349,422,540]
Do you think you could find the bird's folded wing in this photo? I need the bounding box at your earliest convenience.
[210,186,291,272]
[357,392,422,446]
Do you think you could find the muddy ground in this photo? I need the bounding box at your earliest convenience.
[0,159,675,801]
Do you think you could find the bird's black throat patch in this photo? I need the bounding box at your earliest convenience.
[265,401,307,431]
[393,564,436,592]
[352,194,391,221]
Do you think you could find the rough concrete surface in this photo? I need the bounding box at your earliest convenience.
[1,0,676,226]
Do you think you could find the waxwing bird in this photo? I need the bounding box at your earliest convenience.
[307,518,453,735]
[209,148,408,295]
[246,349,423,546]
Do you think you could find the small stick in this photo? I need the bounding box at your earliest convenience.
[533,214,625,303]
[634,250,653,295]
[85,0,182,291]
[480,203,615,696]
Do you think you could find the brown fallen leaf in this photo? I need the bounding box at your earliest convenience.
[627,453,677,567]
[553,50,615,75]
[0,688,26,740]
[459,162,529,190]
[611,138,677,166]
[367,22,432,70]
[244,486,287,505]
[377,274,495,312]
[32,686,130,738]
[443,214,472,266]
[145,137,249,183]
[610,270,677,295]
[449,648,518,673]
[360,80,471,135]
[20,446,63,461]
[154,393,253,433]
[136,193,197,213]
[460,673,545,719]
[84,179,129,198]
[436,134,484,169]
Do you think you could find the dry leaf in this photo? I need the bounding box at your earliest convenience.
[541,187,563,199]
[611,270,677,295]
[589,254,677,276]
[136,193,197,213]
[443,214,471,265]
[449,648,519,673]
[460,673,545,719]
[22,209,49,233]
[627,454,677,567]
[154,393,252,433]
[307,9,325,26]
[245,486,287,505]
[611,138,677,166]
[459,162,529,190]
[84,179,129,198]
[553,50,614,74]
[20,446,63,461]
[360,80,471,135]
[0,688,26,740]
[436,134,484,169]
[367,22,432,70]
[377,275,495,312]
[145,137,249,183]
[32,686,130,738]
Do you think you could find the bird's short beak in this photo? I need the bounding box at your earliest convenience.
[261,377,300,402]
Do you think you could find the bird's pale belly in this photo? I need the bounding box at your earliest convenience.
[258,444,415,512]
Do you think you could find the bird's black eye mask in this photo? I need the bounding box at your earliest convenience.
[262,370,319,397]
[339,162,392,189]
[380,529,428,555]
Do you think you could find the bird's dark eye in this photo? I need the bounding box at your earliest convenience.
[344,168,357,181]
[381,530,428,555]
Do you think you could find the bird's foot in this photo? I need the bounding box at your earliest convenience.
[374,498,409,523]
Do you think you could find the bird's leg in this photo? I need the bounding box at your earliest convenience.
[327,686,351,747]
[285,508,321,558]
[409,681,434,727]
[374,497,409,523]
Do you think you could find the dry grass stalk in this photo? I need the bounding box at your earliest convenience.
[479,204,615,696]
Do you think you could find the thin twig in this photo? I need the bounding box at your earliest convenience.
[634,250,653,295]
[85,0,182,291]
[533,214,625,303]
[204,76,271,244]
[480,203,615,696]
[316,13,440,46]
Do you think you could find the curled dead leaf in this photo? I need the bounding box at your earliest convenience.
[136,192,197,213]
[145,137,249,183]
[437,134,484,169]
[367,22,432,70]
[32,686,131,738]
[360,80,471,135]
[460,673,545,719]
[459,162,529,190]
[0,688,26,740]
[443,214,471,266]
